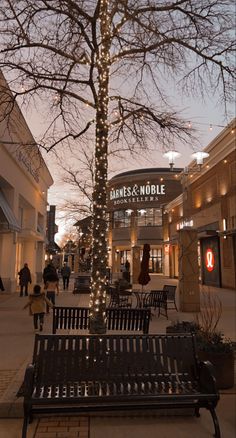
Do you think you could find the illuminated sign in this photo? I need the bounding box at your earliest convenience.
[109,183,165,205]
[205,248,215,272]
[176,219,193,230]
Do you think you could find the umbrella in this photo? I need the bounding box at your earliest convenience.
[138,244,151,290]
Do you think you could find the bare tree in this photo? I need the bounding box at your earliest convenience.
[0,0,234,333]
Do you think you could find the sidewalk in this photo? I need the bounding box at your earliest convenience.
[0,276,235,437]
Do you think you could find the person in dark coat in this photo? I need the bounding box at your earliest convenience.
[18,263,32,297]
[61,262,71,290]
[43,262,57,285]
[0,276,5,291]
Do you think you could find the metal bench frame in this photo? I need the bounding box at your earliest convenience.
[22,333,221,438]
[52,306,151,334]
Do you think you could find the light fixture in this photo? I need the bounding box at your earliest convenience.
[191,151,209,169]
[126,209,133,215]
[163,149,209,172]
[138,209,146,215]
[163,151,181,170]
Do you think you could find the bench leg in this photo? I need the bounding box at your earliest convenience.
[22,416,28,438]
[195,407,200,417]
[208,406,221,438]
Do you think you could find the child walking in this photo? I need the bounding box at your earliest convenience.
[23,284,53,332]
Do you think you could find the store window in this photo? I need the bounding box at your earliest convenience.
[149,248,163,273]
[137,208,162,226]
[113,210,131,228]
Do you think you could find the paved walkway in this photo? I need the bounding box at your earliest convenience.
[0,275,235,437]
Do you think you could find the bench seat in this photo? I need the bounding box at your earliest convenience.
[22,334,221,438]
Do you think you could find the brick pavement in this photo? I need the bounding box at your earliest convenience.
[0,371,17,398]
[0,275,235,437]
[33,416,89,438]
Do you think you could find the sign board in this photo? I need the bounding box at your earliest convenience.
[201,237,221,287]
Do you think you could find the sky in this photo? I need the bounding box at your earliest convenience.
[24,86,234,244]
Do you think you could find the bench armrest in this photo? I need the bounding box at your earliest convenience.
[198,360,218,394]
[22,364,35,399]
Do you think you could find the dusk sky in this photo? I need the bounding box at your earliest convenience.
[23,85,234,243]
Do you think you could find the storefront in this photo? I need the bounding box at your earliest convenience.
[165,120,236,290]
[0,71,53,292]
[107,168,183,282]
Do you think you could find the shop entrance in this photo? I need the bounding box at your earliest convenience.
[149,248,163,273]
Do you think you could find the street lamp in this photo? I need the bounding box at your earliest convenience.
[163,150,181,170]
[76,229,84,272]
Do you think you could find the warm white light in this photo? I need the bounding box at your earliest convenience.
[222,219,227,231]
[138,209,146,215]
[191,151,209,166]
[126,209,133,215]
[163,151,181,169]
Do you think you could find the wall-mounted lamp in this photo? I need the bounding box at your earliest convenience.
[163,149,209,171]
[126,209,133,215]
[191,151,209,169]
[138,209,146,215]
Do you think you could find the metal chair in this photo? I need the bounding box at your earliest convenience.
[143,290,168,318]
[109,285,132,308]
[163,285,178,311]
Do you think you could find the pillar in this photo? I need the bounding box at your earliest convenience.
[178,228,200,312]
[132,245,141,284]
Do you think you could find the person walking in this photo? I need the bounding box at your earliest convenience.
[44,272,59,313]
[61,262,71,290]
[43,262,57,285]
[23,284,53,331]
[18,263,32,297]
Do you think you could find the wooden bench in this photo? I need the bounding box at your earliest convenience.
[21,333,221,438]
[52,306,151,334]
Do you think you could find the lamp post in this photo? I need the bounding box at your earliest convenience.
[76,228,84,273]
[163,148,209,312]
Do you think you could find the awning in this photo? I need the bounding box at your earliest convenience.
[0,190,21,232]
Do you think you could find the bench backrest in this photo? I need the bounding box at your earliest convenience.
[149,290,167,303]
[32,333,198,386]
[53,306,151,334]
[163,284,177,300]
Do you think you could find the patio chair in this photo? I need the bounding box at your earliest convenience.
[163,284,178,311]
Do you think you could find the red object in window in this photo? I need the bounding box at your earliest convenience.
[205,248,215,272]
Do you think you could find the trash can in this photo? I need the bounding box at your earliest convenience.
[73,274,91,293]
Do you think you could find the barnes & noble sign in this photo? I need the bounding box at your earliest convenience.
[109,183,166,205]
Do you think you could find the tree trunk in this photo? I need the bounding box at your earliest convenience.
[89,0,110,334]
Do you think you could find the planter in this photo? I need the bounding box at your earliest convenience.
[197,350,234,390]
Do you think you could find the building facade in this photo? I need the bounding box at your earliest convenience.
[45,205,61,267]
[107,168,183,282]
[165,120,236,290]
[0,71,53,292]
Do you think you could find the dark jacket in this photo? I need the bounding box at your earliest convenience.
[43,264,57,283]
[18,267,32,286]
[61,265,71,277]
[0,276,4,291]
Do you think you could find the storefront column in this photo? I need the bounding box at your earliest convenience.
[132,245,141,284]
[178,228,200,312]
